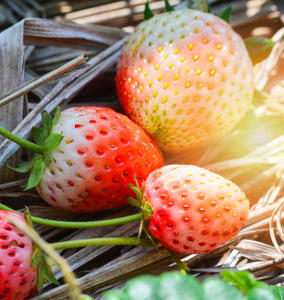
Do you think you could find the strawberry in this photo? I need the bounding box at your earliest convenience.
[116,8,254,153]
[33,107,165,212]
[0,210,37,300]
[143,165,249,254]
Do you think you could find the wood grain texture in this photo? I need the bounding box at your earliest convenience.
[0,21,25,182]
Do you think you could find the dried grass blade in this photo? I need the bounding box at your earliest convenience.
[0,192,41,198]
[0,179,26,190]
[269,201,283,255]
[204,134,284,174]
[0,53,87,108]
[231,240,282,261]
[276,200,284,244]
[241,165,284,194]
[24,18,127,49]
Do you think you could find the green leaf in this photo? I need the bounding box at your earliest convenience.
[270,286,284,300]
[103,272,204,300]
[32,250,59,291]
[8,161,33,173]
[31,248,44,290]
[219,6,232,23]
[32,126,45,146]
[31,246,41,267]
[124,275,161,299]
[80,295,96,300]
[158,272,203,300]
[164,0,174,12]
[207,2,211,12]
[203,278,243,300]
[129,183,143,203]
[221,271,267,295]
[37,268,44,292]
[144,1,154,20]
[103,290,131,300]
[43,151,51,166]
[247,287,276,300]
[187,0,210,12]
[103,271,284,300]
[43,133,63,152]
[41,254,60,286]
[42,133,62,166]
[52,106,61,126]
[24,208,35,231]
[244,37,275,65]
[41,110,53,139]
[25,159,45,190]
[126,273,203,300]
[128,197,141,208]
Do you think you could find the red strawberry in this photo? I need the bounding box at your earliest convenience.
[35,107,165,212]
[116,9,254,153]
[0,210,37,300]
[143,165,249,254]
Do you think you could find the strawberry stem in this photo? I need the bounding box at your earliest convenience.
[0,203,142,228]
[33,212,143,228]
[51,237,153,250]
[167,249,190,273]
[0,125,43,154]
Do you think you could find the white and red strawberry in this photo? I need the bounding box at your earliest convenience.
[143,165,249,254]
[116,9,254,153]
[0,210,37,300]
[36,107,165,212]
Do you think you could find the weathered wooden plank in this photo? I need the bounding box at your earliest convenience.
[0,21,25,183]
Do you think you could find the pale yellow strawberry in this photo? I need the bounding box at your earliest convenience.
[116,9,254,153]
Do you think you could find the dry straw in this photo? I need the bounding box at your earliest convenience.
[0,0,284,298]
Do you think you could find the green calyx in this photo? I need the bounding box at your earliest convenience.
[144,0,174,20]
[128,178,154,220]
[144,1,154,20]
[164,0,174,12]
[244,37,275,65]
[31,248,60,291]
[144,0,232,23]
[1,107,63,190]
[187,1,233,23]
[128,178,156,246]
[128,179,190,273]
[141,201,154,220]
[31,107,63,168]
[219,6,232,23]
[187,0,210,12]
[24,209,59,291]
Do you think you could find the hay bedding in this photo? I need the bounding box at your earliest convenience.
[0,0,284,298]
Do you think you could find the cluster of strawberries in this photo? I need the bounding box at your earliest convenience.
[0,4,257,299]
